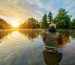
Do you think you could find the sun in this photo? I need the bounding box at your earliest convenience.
[11,21,20,28]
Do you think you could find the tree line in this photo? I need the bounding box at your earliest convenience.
[0,18,11,29]
[40,8,75,29]
[20,8,75,29]
[20,18,40,29]
[0,8,75,29]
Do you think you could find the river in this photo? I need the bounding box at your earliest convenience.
[0,29,75,65]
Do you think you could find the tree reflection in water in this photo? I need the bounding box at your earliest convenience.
[0,29,75,65]
[0,30,12,40]
[20,30,41,39]
[59,30,70,47]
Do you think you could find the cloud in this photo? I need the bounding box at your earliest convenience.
[0,0,75,23]
[63,0,75,18]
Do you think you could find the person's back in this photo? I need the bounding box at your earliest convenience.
[45,31,59,47]
[44,31,59,51]
[43,23,63,52]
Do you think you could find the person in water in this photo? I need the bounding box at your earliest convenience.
[43,23,63,52]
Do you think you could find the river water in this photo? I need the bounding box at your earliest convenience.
[0,29,75,65]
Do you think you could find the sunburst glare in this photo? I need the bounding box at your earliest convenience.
[11,21,20,28]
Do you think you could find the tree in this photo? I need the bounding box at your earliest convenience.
[20,18,39,29]
[27,18,39,29]
[71,19,75,29]
[40,14,48,29]
[0,18,11,29]
[47,12,53,24]
[53,8,71,29]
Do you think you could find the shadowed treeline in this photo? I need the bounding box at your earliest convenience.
[0,18,11,29]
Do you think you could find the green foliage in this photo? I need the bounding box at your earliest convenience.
[47,12,53,24]
[53,8,71,29]
[27,18,39,29]
[40,14,48,29]
[20,18,39,29]
[40,9,72,29]
[70,19,75,29]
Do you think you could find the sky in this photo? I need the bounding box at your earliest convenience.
[0,0,75,23]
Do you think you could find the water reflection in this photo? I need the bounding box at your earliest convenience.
[70,30,75,38]
[0,30,45,65]
[59,30,70,47]
[0,30,75,65]
[0,30,11,39]
[20,30,41,39]
[43,50,62,65]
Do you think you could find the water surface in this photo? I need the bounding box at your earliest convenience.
[0,30,75,65]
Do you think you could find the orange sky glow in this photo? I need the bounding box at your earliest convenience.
[0,0,75,27]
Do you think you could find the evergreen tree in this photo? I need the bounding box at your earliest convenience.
[47,12,53,24]
[40,14,48,29]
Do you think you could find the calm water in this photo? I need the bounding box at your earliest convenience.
[0,29,75,65]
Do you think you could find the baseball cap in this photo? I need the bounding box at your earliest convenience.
[49,23,56,28]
